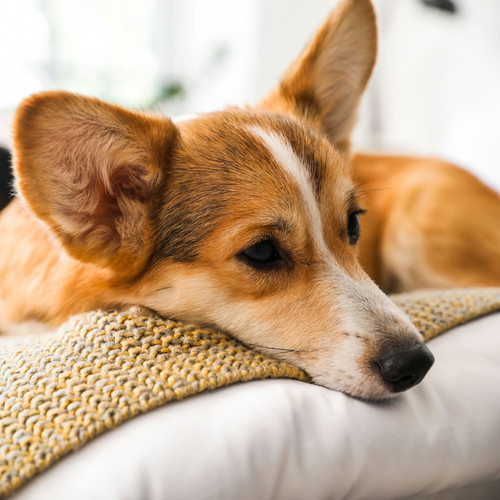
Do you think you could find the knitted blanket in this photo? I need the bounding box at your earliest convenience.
[1,288,500,497]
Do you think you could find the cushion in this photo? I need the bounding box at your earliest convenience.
[3,288,500,499]
[11,312,500,500]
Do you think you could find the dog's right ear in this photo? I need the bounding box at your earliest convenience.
[260,0,377,155]
[13,91,179,277]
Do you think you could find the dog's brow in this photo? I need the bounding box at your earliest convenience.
[346,188,360,210]
[248,125,328,255]
[269,219,293,234]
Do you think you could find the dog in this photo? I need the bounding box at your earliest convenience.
[3,0,498,400]
[0,147,13,211]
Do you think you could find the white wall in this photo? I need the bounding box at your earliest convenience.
[255,0,336,99]
[166,0,500,191]
[162,0,260,115]
[366,0,500,190]
[160,0,337,115]
[1,0,499,192]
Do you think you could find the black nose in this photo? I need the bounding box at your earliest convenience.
[375,344,434,393]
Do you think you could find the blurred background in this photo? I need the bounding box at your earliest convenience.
[0,0,499,197]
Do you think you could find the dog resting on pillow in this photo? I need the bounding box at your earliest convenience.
[1,0,499,401]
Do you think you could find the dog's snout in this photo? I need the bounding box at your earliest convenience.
[375,344,434,393]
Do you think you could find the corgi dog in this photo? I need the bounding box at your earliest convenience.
[2,0,498,400]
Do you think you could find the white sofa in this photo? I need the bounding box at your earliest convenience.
[11,312,500,500]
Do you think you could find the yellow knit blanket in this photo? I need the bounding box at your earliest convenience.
[1,288,500,497]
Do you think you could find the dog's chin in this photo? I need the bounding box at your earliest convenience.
[310,374,402,403]
[344,391,400,406]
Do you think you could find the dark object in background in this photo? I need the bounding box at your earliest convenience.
[420,0,458,14]
[0,146,14,211]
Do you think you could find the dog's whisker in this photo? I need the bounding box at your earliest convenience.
[156,286,172,292]
[247,343,313,353]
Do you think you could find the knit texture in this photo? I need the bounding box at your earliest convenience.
[391,287,500,340]
[1,287,500,496]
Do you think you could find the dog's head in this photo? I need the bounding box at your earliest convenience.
[12,0,433,400]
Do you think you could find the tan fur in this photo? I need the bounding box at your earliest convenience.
[353,154,500,292]
[14,91,178,276]
[3,0,494,399]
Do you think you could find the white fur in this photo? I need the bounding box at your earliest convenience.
[248,126,328,252]
[173,114,199,123]
[248,126,422,390]
[138,125,423,398]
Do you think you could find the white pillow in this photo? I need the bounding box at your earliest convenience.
[12,313,500,500]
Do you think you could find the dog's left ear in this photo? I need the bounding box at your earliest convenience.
[260,0,377,155]
[13,91,179,277]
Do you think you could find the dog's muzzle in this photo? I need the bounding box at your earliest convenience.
[375,343,435,393]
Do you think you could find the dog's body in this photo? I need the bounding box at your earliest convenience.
[1,0,499,399]
[352,153,500,292]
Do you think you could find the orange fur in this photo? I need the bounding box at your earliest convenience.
[259,0,377,155]
[353,154,500,291]
[7,0,497,399]
[14,91,178,276]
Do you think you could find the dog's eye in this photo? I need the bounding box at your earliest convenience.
[240,239,282,269]
[347,211,362,245]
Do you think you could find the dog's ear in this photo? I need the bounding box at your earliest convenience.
[260,0,377,155]
[13,91,179,276]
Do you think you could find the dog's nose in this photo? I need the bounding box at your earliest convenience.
[375,344,434,393]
